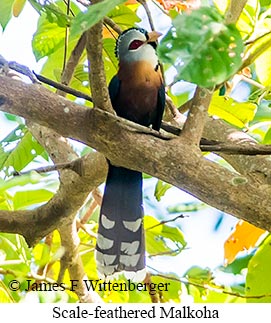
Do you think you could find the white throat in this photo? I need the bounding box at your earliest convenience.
[121,44,158,69]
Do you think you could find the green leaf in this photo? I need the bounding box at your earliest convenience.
[0,124,25,144]
[3,131,44,172]
[189,284,243,303]
[2,112,24,124]
[168,89,190,109]
[34,290,70,303]
[107,4,140,30]
[209,92,257,128]
[260,0,271,6]
[28,0,43,13]
[0,0,15,30]
[151,275,181,302]
[0,172,44,194]
[263,127,271,144]
[32,1,80,60]
[252,101,271,124]
[0,281,14,303]
[0,233,31,274]
[249,13,271,86]
[40,35,86,80]
[154,180,172,202]
[32,244,50,270]
[256,47,271,86]
[158,7,244,88]
[236,0,260,39]
[0,125,26,171]
[219,254,253,275]
[0,146,9,171]
[0,192,12,211]
[167,201,205,214]
[39,48,92,106]
[184,266,213,284]
[30,1,72,27]
[69,63,92,99]
[70,0,127,37]
[145,215,186,256]
[13,189,54,210]
[254,38,271,86]
[246,235,271,302]
[32,15,66,61]
[42,3,71,27]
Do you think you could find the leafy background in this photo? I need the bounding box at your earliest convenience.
[0,0,271,303]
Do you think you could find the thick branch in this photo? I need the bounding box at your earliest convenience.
[225,0,248,24]
[86,16,113,112]
[58,219,102,302]
[180,87,212,145]
[203,117,271,185]
[1,76,271,232]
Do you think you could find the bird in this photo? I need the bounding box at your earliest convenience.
[95,27,165,281]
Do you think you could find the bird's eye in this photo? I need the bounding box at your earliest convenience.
[129,40,144,50]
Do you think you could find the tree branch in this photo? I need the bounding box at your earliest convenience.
[1,76,271,232]
[34,72,93,102]
[58,218,103,302]
[200,142,271,155]
[12,159,84,177]
[0,54,39,83]
[85,3,113,113]
[180,87,213,145]
[104,16,122,35]
[154,272,271,300]
[225,0,248,25]
[56,31,87,96]
[138,0,155,30]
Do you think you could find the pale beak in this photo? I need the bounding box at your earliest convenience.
[147,31,162,43]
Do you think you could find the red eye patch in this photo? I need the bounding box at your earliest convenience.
[129,39,144,50]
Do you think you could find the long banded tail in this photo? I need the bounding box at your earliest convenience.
[96,163,146,281]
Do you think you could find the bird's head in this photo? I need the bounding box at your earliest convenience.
[115,27,162,68]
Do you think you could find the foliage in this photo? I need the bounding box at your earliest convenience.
[246,235,271,302]
[0,0,271,304]
[70,0,127,37]
[158,6,244,87]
